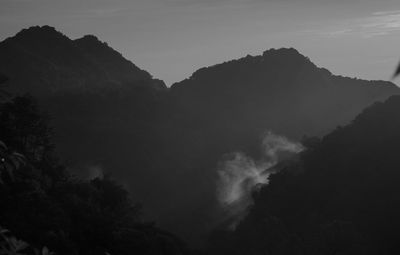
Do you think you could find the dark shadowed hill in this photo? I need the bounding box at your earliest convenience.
[171,48,399,144]
[209,95,400,255]
[1,26,400,245]
[0,25,165,95]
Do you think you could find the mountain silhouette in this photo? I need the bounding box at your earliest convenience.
[171,48,399,143]
[1,26,399,245]
[0,25,164,95]
[210,95,400,254]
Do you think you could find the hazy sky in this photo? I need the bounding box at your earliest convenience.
[1,0,400,85]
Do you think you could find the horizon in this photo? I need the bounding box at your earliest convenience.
[1,0,400,86]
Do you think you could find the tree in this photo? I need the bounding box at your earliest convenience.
[0,95,192,255]
[0,140,26,184]
[0,74,10,101]
[0,96,53,163]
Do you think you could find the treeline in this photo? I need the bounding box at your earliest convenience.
[0,93,194,254]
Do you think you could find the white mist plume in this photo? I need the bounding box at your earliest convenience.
[216,132,303,229]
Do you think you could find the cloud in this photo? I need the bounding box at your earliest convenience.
[317,10,400,38]
[83,8,126,18]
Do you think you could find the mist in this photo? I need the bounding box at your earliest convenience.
[216,132,303,229]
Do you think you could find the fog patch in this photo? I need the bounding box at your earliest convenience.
[216,131,303,229]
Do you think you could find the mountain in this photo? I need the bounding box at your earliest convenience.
[209,95,400,254]
[157,49,400,242]
[163,48,400,242]
[171,48,399,143]
[0,26,171,233]
[0,25,165,95]
[1,26,400,245]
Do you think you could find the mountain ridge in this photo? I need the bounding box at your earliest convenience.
[170,47,399,144]
[173,47,398,91]
[0,25,164,95]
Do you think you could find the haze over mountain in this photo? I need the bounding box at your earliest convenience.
[1,26,399,245]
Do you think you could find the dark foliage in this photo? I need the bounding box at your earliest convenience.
[0,73,10,100]
[209,95,400,254]
[0,74,7,85]
[0,95,192,255]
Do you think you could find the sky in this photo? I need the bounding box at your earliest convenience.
[1,0,400,86]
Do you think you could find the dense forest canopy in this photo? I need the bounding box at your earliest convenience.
[0,92,195,255]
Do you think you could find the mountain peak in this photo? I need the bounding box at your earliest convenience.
[0,26,160,95]
[74,34,153,82]
[74,34,113,54]
[262,47,314,65]
[13,25,67,42]
[18,25,58,34]
[175,47,317,87]
[263,47,300,55]
[75,34,104,45]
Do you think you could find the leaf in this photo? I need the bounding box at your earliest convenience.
[393,61,400,79]
[0,141,7,151]
[12,152,26,162]
[4,162,15,181]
